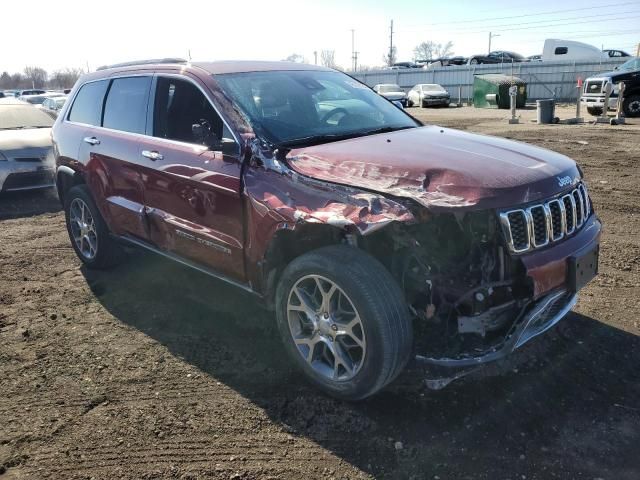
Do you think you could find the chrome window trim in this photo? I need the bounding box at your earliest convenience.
[63,71,240,149]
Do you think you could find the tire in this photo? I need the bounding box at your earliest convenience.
[587,106,603,116]
[469,58,479,65]
[275,245,413,401]
[64,184,124,269]
[623,94,640,117]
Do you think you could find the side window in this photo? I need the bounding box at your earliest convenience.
[103,76,151,134]
[152,77,232,145]
[67,80,109,125]
[555,47,568,55]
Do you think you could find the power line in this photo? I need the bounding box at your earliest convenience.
[402,1,639,28]
[396,12,640,36]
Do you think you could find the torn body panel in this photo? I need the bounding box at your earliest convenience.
[286,126,581,211]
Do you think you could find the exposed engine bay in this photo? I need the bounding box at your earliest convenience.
[360,208,534,362]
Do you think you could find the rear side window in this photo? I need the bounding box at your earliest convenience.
[554,47,568,55]
[103,76,151,134]
[68,80,109,125]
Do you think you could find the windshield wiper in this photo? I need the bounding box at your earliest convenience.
[278,125,416,149]
[278,132,366,148]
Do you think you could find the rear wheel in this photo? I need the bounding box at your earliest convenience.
[275,245,413,400]
[587,106,603,116]
[623,95,640,117]
[64,185,124,269]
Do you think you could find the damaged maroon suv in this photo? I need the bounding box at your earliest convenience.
[52,59,601,400]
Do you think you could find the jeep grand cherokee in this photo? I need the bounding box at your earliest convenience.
[52,59,601,400]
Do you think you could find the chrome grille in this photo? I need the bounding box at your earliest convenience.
[500,183,591,254]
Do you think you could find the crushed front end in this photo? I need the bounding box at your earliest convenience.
[364,181,601,384]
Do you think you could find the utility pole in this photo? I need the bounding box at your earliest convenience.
[313,51,318,65]
[488,32,500,53]
[354,51,359,72]
[350,29,356,72]
[388,19,394,66]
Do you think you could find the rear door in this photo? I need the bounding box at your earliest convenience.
[72,75,152,239]
[138,74,245,281]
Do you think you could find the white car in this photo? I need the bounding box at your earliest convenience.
[407,84,450,108]
[373,84,407,107]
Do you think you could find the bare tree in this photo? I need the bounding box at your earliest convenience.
[283,53,305,63]
[320,50,336,69]
[49,68,84,89]
[0,72,11,89]
[23,66,48,88]
[413,41,454,61]
[11,73,26,89]
[382,46,397,66]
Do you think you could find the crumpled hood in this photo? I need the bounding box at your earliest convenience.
[0,128,52,158]
[286,125,580,211]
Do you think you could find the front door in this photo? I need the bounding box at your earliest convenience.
[139,75,245,282]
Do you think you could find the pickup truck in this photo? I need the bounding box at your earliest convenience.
[581,57,640,116]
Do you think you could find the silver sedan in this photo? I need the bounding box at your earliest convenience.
[0,99,55,192]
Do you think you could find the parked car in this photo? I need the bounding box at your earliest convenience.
[13,89,46,97]
[19,92,66,105]
[542,39,608,62]
[41,96,68,118]
[468,51,525,64]
[581,56,640,117]
[0,98,55,192]
[52,59,600,400]
[373,83,407,106]
[418,56,468,69]
[603,49,631,58]
[407,83,450,107]
[527,55,542,62]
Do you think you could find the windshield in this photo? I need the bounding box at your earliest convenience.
[216,70,417,146]
[618,57,640,71]
[378,84,401,93]
[0,105,54,129]
[422,84,444,91]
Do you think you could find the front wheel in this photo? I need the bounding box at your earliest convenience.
[623,95,640,117]
[275,245,413,400]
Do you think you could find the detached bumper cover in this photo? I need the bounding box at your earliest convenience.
[416,289,577,368]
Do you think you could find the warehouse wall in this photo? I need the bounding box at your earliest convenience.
[351,59,628,102]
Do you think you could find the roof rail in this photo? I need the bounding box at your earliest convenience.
[96,58,188,71]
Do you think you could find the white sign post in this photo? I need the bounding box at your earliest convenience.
[508,85,519,124]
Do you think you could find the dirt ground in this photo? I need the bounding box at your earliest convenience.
[1,106,639,479]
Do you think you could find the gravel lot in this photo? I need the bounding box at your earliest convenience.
[1,106,639,479]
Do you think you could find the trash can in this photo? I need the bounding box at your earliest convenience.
[537,99,555,124]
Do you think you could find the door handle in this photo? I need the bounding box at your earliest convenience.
[142,150,163,161]
[83,136,100,145]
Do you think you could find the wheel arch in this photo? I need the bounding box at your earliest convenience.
[56,165,85,203]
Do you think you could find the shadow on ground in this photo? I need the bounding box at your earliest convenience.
[82,252,640,479]
[0,188,61,220]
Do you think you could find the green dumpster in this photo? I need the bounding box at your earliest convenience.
[473,74,527,109]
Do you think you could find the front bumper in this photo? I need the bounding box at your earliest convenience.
[0,164,55,192]
[422,97,450,106]
[416,213,601,369]
[581,95,618,110]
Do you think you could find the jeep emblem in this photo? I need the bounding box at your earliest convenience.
[557,175,573,187]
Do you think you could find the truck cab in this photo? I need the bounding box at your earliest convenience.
[581,57,640,117]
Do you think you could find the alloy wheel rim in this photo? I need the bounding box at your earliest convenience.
[629,100,640,114]
[286,275,366,382]
[69,198,98,260]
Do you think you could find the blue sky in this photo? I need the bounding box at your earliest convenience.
[1,0,638,73]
